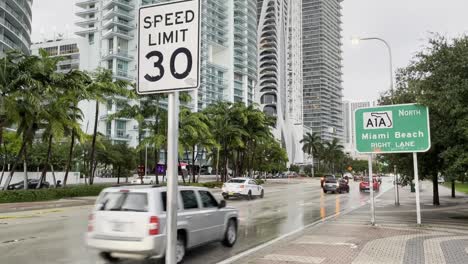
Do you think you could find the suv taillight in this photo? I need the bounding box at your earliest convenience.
[240,185,245,189]
[87,213,94,233]
[149,216,159,235]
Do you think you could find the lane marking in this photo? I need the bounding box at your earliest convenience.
[262,254,325,263]
[217,187,391,264]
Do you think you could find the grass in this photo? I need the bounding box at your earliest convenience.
[443,182,468,194]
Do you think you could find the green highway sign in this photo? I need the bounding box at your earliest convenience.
[354,104,431,153]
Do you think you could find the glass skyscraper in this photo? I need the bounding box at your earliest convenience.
[302,0,344,142]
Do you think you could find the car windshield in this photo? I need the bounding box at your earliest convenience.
[98,192,148,212]
[228,179,246,183]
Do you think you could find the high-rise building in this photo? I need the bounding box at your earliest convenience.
[74,0,257,146]
[256,0,306,164]
[302,0,344,142]
[0,0,33,55]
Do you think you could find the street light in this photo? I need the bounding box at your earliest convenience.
[351,36,394,97]
[352,36,399,207]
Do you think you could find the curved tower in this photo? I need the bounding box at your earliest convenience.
[0,0,32,54]
[257,0,305,165]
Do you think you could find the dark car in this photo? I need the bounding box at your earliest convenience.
[323,178,350,194]
[320,175,336,187]
[7,179,50,190]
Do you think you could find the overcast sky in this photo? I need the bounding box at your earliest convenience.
[32,0,468,102]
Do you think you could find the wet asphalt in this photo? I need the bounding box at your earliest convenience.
[0,178,393,264]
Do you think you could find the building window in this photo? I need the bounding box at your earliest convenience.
[106,121,111,137]
[89,33,94,44]
[60,44,79,55]
[116,120,127,138]
[44,46,58,56]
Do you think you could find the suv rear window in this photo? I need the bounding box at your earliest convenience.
[325,179,337,183]
[228,179,246,183]
[99,192,148,212]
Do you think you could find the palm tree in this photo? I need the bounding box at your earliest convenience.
[87,69,131,185]
[179,108,213,183]
[62,70,91,187]
[324,138,344,174]
[203,102,248,182]
[300,132,321,177]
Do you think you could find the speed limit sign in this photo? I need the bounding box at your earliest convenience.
[138,0,200,94]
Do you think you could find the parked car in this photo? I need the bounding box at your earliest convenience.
[130,176,155,184]
[222,178,264,200]
[87,186,238,264]
[320,175,336,187]
[323,178,349,194]
[359,178,380,192]
[353,175,362,182]
[7,179,50,190]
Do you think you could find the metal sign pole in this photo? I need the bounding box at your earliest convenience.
[166,92,179,264]
[413,152,421,225]
[368,154,375,226]
[394,165,400,206]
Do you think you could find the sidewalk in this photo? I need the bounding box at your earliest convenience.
[231,182,468,264]
[0,196,97,213]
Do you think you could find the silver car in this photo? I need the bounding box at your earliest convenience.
[86,186,238,263]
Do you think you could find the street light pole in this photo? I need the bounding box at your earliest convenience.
[352,37,394,99]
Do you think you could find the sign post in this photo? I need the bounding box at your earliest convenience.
[354,104,430,225]
[394,165,400,206]
[368,154,375,225]
[138,1,200,263]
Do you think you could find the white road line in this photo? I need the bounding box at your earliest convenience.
[262,254,325,263]
[217,186,391,264]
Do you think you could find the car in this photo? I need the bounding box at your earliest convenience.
[353,175,362,182]
[130,176,155,184]
[87,186,238,264]
[360,178,380,192]
[222,178,264,200]
[323,178,349,194]
[7,179,50,190]
[320,175,336,187]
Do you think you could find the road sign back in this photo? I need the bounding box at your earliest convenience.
[138,0,200,94]
[354,104,431,153]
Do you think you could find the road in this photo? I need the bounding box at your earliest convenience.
[0,178,393,264]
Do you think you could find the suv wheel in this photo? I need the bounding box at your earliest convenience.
[222,219,237,247]
[176,234,186,263]
[260,190,264,198]
[247,191,252,200]
[99,252,120,263]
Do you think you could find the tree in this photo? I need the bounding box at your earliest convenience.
[323,138,344,174]
[300,132,321,177]
[379,35,468,205]
[86,69,131,185]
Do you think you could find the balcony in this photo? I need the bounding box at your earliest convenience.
[75,7,98,18]
[102,28,134,40]
[109,133,131,141]
[75,27,98,37]
[75,0,99,8]
[103,17,135,31]
[75,17,98,27]
[114,70,134,82]
[103,0,135,11]
[103,7,134,21]
[0,17,29,50]
[102,49,134,62]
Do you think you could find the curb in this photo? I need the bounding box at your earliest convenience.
[217,186,390,264]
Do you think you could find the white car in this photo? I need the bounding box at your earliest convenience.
[131,176,155,184]
[87,186,238,263]
[222,178,264,200]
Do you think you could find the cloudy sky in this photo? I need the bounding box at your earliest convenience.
[32,0,468,101]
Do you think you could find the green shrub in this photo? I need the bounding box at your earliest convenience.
[0,184,110,204]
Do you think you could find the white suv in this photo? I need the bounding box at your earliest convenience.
[86,186,238,263]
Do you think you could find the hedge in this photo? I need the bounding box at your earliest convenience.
[0,184,110,204]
